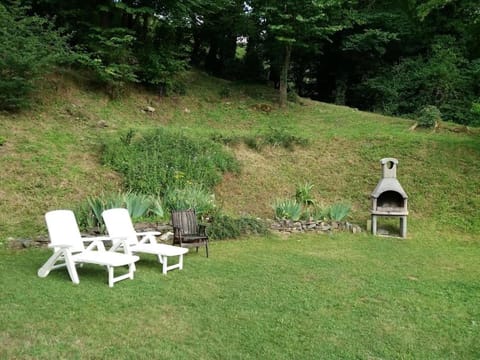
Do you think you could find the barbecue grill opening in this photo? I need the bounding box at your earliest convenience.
[377,191,405,210]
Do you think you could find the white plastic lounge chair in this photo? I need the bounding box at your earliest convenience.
[38,210,140,287]
[102,208,189,275]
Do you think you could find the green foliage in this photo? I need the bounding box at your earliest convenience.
[295,182,316,206]
[76,192,164,230]
[243,127,309,151]
[207,214,269,240]
[326,203,351,221]
[418,105,441,128]
[0,136,5,146]
[163,184,216,216]
[301,205,328,222]
[137,48,188,94]
[219,86,232,98]
[102,127,240,195]
[263,126,309,149]
[0,4,70,111]
[76,27,138,98]
[361,36,477,124]
[273,199,302,221]
[471,101,480,127]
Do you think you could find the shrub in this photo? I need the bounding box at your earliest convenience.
[262,126,309,149]
[301,204,328,221]
[102,127,240,195]
[273,199,303,221]
[471,101,480,127]
[326,203,351,221]
[163,184,216,217]
[418,105,441,128]
[207,214,269,240]
[75,27,138,98]
[295,182,316,206]
[76,192,164,230]
[0,4,71,111]
[360,36,477,125]
[243,127,308,151]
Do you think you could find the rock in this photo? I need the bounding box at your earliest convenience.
[160,231,173,241]
[352,225,362,233]
[20,239,33,248]
[319,222,331,231]
[97,120,108,128]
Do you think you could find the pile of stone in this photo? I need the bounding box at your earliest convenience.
[5,220,362,249]
[270,219,362,234]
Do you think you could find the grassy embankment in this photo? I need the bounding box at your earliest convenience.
[0,70,479,358]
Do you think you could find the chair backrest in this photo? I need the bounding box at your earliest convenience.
[102,208,139,246]
[45,210,85,253]
[171,209,198,234]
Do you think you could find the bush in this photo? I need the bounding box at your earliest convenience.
[360,36,477,125]
[76,192,164,230]
[295,182,316,206]
[0,4,71,111]
[326,203,351,221]
[273,199,303,221]
[207,215,269,240]
[163,184,216,217]
[76,27,139,98]
[418,105,441,128]
[102,127,240,195]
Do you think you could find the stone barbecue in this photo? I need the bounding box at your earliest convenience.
[371,158,408,238]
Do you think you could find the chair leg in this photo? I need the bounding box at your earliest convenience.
[161,255,168,275]
[108,266,114,288]
[205,241,209,258]
[37,251,63,278]
[64,251,80,285]
[178,254,184,270]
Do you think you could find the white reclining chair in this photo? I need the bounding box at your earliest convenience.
[102,208,188,275]
[38,210,140,287]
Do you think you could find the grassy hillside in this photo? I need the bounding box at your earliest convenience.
[1,69,479,240]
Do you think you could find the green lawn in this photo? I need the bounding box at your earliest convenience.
[2,231,479,359]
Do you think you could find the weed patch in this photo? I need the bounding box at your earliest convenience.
[102,127,240,195]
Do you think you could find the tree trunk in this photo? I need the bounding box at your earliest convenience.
[279,44,292,108]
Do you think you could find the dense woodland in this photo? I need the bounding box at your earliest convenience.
[1,0,479,125]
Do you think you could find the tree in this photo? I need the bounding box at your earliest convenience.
[255,0,351,107]
[0,3,70,111]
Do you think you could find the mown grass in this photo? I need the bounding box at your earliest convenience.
[1,232,479,359]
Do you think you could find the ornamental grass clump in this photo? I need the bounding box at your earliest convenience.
[76,192,165,230]
[273,199,302,221]
[326,203,351,221]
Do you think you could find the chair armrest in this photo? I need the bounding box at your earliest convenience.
[137,231,160,244]
[81,236,111,242]
[84,239,107,251]
[48,243,71,249]
[198,224,208,236]
[107,236,134,256]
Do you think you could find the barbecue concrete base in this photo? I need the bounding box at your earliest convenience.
[371,214,407,238]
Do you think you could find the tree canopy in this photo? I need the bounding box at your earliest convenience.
[0,0,478,125]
